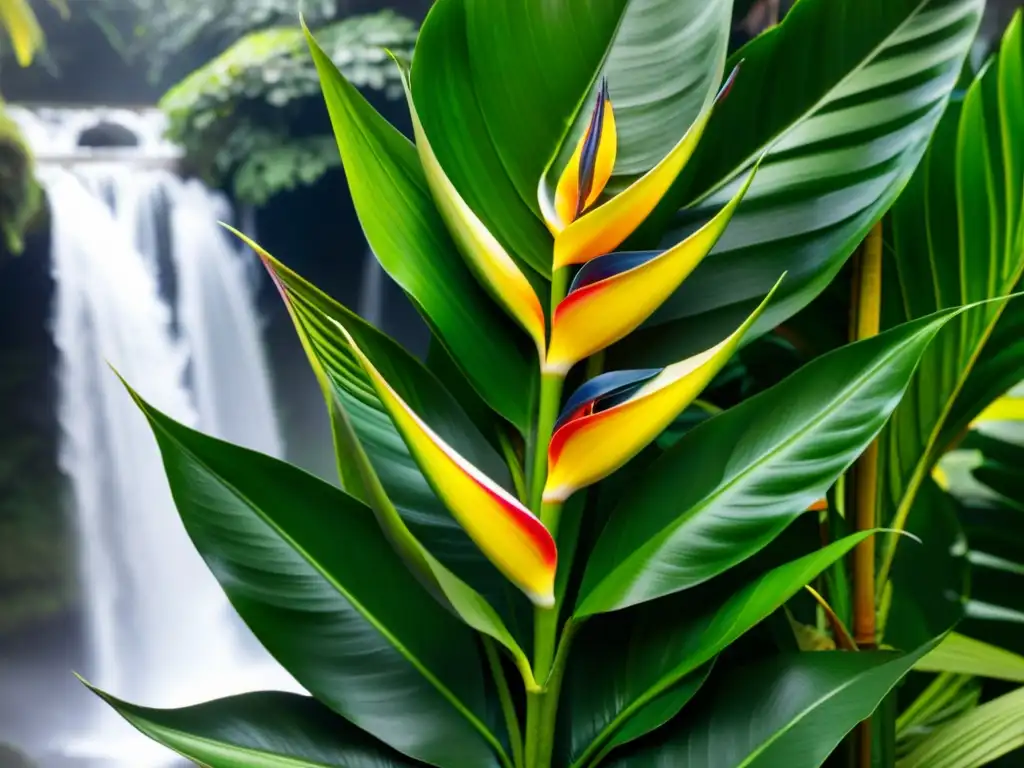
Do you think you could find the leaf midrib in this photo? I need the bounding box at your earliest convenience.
[138,405,506,766]
[135,719,340,768]
[588,319,937,611]
[735,660,895,767]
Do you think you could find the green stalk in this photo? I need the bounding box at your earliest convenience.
[485,638,525,768]
[525,267,570,767]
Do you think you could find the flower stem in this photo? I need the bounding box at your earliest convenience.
[525,268,570,767]
[529,372,565,511]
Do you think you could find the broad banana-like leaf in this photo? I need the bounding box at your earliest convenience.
[305,24,537,433]
[545,159,756,372]
[396,62,547,355]
[548,69,737,269]
[338,320,558,607]
[613,0,985,369]
[122,385,505,767]
[878,14,1024,586]
[578,304,981,616]
[605,641,941,768]
[542,275,779,503]
[81,687,420,767]
[898,686,1024,768]
[565,532,878,766]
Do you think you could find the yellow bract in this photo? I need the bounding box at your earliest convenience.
[334,319,558,607]
[543,279,782,502]
[545,164,758,373]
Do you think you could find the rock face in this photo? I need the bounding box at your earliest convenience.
[0,743,39,767]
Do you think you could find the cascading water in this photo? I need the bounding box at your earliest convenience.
[10,106,294,765]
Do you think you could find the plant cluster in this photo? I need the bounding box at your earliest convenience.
[160,10,416,206]
[84,1,1024,767]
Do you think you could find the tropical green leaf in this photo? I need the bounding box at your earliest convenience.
[81,687,422,768]
[578,306,974,616]
[958,434,1024,655]
[304,25,537,433]
[459,0,630,213]
[607,642,940,768]
[916,633,1024,683]
[898,686,1024,768]
[565,532,877,766]
[242,236,523,616]
[249,244,536,681]
[896,672,981,752]
[883,479,968,650]
[410,0,552,277]
[122,384,506,768]
[877,12,1024,586]
[545,0,733,190]
[612,0,984,369]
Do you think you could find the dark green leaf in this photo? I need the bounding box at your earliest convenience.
[305,26,537,433]
[878,13,1024,584]
[615,0,984,368]
[83,687,422,767]
[883,479,967,650]
[566,533,875,766]
[411,0,552,277]
[579,308,971,616]
[124,386,506,768]
[461,0,630,212]
[609,643,940,768]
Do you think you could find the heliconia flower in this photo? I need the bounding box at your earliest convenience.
[544,162,759,374]
[395,62,547,355]
[543,276,782,502]
[330,318,557,607]
[548,77,617,232]
[545,66,739,270]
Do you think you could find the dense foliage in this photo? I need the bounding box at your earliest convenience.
[160,10,416,205]
[83,1,1024,767]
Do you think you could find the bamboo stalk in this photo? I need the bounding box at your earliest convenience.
[850,221,884,768]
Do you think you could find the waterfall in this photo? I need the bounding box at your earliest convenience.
[12,107,293,765]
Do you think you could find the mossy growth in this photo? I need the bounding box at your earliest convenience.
[160,10,416,206]
[0,101,42,257]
